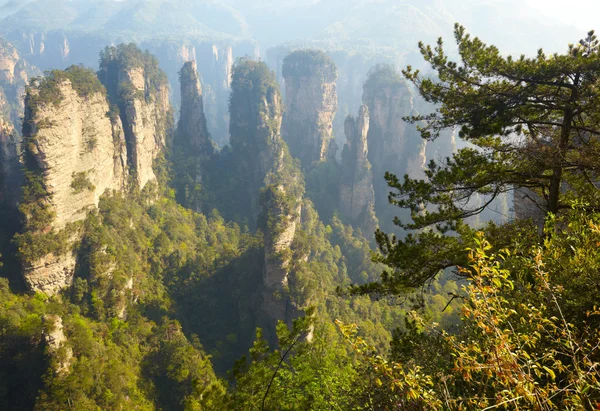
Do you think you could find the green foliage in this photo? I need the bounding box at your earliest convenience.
[0,279,47,410]
[70,172,95,194]
[369,26,600,293]
[282,49,338,82]
[363,63,405,91]
[339,208,600,409]
[98,43,168,105]
[27,65,106,110]
[228,310,357,410]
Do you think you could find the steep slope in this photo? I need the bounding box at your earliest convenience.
[0,118,18,208]
[282,49,338,166]
[17,66,127,294]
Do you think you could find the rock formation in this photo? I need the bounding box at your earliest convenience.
[339,105,378,237]
[176,61,214,156]
[98,44,172,189]
[0,118,20,208]
[0,37,37,208]
[20,68,127,294]
[362,64,426,229]
[282,50,338,167]
[229,59,304,324]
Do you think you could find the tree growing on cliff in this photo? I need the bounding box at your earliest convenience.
[365,25,600,293]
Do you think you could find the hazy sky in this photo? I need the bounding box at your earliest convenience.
[526,0,599,31]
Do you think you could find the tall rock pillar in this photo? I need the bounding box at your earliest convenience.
[176,61,214,156]
[229,59,304,324]
[339,105,378,237]
[19,68,127,294]
[362,65,426,228]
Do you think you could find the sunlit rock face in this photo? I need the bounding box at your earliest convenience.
[339,105,378,237]
[98,45,173,189]
[21,78,127,294]
[282,49,338,167]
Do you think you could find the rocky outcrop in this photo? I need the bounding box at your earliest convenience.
[98,44,172,189]
[20,70,127,294]
[229,59,304,324]
[282,50,338,167]
[339,105,378,237]
[176,61,213,156]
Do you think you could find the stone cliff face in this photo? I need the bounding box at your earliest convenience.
[0,37,37,207]
[339,105,377,237]
[282,50,338,167]
[229,59,305,324]
[140,40,251,146]
[176,61,213,156]
[362,65,425,181]
[98,45,172,189]
[21,75,127,294]
[43,314,73,375]
[24,82,126,229]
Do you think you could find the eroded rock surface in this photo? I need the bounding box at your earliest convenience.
[21,76,127,293]
[282,50,338,167]
[43,315,73,375]
[98,45,172,188]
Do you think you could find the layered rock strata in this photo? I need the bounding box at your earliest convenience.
[43,315,73,375]
[339,105,378,237]
[98,44,172,188]
[21,75,127,294]
[282,50,338,167]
